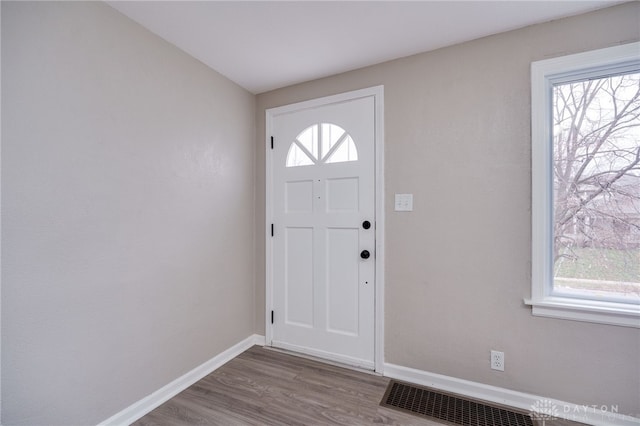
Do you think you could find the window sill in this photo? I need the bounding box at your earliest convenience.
[524,297,640,328]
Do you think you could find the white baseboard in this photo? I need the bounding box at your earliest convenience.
[384,363,640,426]
[99,334,265,426]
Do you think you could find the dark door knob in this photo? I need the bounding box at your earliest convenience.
[362,220,371,229]
[360,250,370,259]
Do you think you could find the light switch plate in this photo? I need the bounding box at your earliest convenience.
[395,194,413,211]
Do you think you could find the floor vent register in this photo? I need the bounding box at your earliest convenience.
[381,380,534,426]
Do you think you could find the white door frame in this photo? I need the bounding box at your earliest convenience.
[265,86,385,373]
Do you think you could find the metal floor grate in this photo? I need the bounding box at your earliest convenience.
[381,380,534,426]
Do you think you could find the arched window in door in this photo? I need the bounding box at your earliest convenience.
[286,123,358,167]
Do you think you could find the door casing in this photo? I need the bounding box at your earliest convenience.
[265,86,385,373]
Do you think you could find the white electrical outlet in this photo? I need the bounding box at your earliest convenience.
[491,350,505,371]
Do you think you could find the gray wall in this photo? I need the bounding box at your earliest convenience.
[1,2,256,425]
[255,2,640,416]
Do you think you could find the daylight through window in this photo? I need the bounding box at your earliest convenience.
[529,42,640,327]
[286,123,358,167]
[552,73,640,303]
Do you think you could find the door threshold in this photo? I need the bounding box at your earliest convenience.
[263,346,381,376]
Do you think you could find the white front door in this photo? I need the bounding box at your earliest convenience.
[267,93,377,369]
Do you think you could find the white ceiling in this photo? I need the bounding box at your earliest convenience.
[107,1,621,94]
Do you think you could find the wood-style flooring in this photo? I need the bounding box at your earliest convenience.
[132,346,583,426]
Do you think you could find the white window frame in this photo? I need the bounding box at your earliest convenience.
[527,42,640,328]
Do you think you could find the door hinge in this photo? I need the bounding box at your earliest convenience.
[270,136,274,150]
[271,224,274,237]
[271,310,274,324]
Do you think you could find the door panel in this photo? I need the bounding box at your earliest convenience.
[326,227,359,335]
[285,180,313,213]
[326,178,359,212]
[285,227,314,327]
[270,95,376,368]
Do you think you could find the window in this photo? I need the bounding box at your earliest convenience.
[529,42,640,328]
[286,123,357,167]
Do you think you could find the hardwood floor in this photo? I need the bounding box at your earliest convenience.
[133,346,440,425]
[132,346,584,426]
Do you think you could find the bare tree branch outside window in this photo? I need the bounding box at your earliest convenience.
[553,72,640,301]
